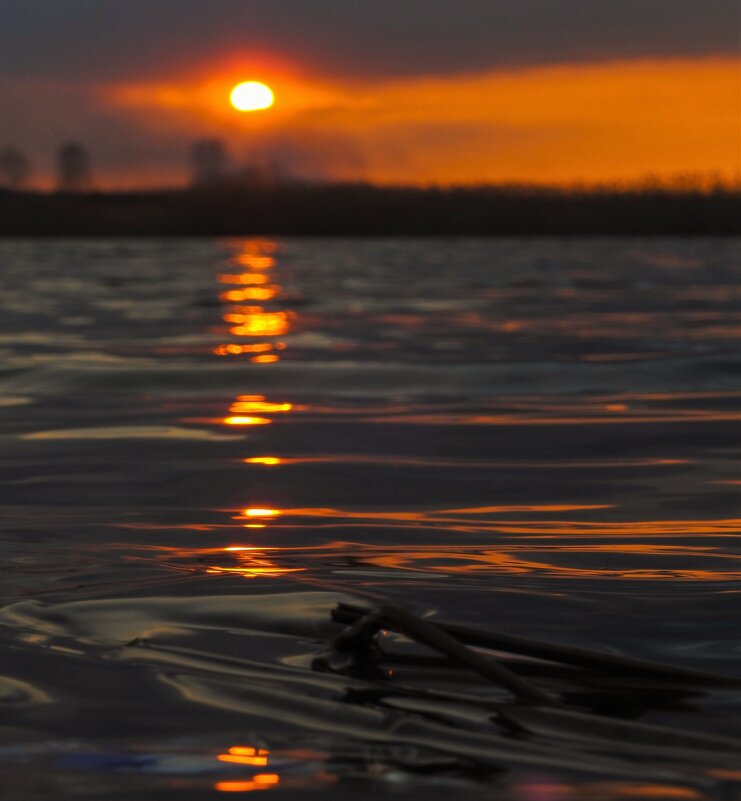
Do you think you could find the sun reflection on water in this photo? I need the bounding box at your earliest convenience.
[215,239,293,362]
[233,255,276,270]
[215,745,280,792]
[230,397,293,414]
[219,746,271,767]
[243,508,282,518]
[205,547,304,578]
[133,502,741,586]
[223,416,272,426]
[215,343,278,356]
[199,243,741,593]
[218,272,270,285]
[219,394,294,427]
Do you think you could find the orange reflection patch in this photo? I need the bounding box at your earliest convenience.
[218,754,269,766]
[708,769,741,780]
[245,457,282,465]
[205,567,296,578]
[230,400,292,413]
[354,538,741,581]
[208,547,304,579]
[222,290,267,303]
[234,255,276,270]
[216,782,257,792]
[242,454,690,469]
[254,776,280,786]
[215,776,279,792]
[230,312,291,337]
[271,503,612,524]
[224,416,272,426]
[239,344,274,354]
[215,742,278,792]
[251,354,280,363]
[243,287,278,301]
[223,305,266,320]
[159,533,741,588]
[600,785,701,799]
[271,507,739,537]
[221,286,277,300]
[218,273,270,285]
[244,508,281,518]
[374,410,741,426]
[229,747,270,757]
[214,343,275,356]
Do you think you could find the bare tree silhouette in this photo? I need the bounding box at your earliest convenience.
[0,147,32,189]
[190,139,229,187]
[57,143,92,191]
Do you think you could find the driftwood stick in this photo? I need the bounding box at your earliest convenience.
[335,603,739,687]
[373,604,558,706]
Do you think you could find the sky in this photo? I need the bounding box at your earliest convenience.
[0,0,739,188]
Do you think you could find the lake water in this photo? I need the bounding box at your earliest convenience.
[1,238,740,799]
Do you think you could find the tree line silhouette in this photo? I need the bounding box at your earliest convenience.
[0,138,738,235]
[0,139,281,191]
[188,138,288,188]
[1,182,738,236]
[0,142,92,191]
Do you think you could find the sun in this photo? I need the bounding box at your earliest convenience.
[230,81,275,112]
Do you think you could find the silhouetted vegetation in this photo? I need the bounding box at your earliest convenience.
[56,143,93,192]
[190,139,230,187]
[0,146,32,189]
[0,182,738,236]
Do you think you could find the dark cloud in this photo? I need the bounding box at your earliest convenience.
[0,0,737,82]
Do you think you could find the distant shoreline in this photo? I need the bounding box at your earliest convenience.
[1,183,738,236]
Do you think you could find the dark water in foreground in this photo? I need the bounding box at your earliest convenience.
[1,238,740,799]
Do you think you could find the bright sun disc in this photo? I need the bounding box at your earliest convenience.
[230,81,275,112]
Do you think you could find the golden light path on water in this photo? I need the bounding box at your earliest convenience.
[130,505,741,583]
[132,238,741,593]
[78,237,738,797]
[213,239,292,362]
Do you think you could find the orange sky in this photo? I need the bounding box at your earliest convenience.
[103,55,740,187]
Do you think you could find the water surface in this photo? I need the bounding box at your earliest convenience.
[1,238,740,799]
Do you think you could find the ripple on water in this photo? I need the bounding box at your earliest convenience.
[0,238,740,796]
